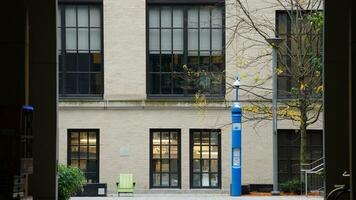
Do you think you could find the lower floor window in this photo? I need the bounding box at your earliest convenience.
[278,129,323,190]
[190,129,221,188]
[150,129,181,188]
[68,129,99,183]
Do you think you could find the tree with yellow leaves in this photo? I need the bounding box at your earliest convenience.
[232,0,324,171]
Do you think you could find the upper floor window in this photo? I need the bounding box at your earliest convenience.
[147,4,225,98]
[58,4,103,98]
[276,11,322,99]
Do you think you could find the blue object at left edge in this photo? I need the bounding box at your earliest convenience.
[22,105,34,111]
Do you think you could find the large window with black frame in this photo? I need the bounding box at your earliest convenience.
[276,11,322,99]
[150,129,181,188]
[278,129,323,190]
[190,129,221,188]
[68,129,99,183]
[147,3,225,97]
[58,3,103,97]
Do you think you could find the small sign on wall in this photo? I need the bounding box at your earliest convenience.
[120,146,129,157]
[98,188,105,195]
[233,148,241,168]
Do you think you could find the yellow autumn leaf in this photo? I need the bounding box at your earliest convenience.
[276,68,284,75]
[253,75,260,83]
[315,85,323,93]
[300,83,307,91]
[315,71,321,77]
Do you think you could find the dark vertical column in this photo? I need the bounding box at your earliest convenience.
[0,1,26,106]
[324,0,351,198]
[350,1,355,199]
[0,2,25,198]
[28,0,58,199]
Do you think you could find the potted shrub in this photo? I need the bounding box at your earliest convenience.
[279,178,303,195]
[58,164,86,200]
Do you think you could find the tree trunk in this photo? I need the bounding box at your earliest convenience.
[300,103,308,167]
[300,121,308,166]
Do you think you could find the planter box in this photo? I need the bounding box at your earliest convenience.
[76,183,107,197]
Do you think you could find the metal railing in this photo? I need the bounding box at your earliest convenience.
[301,157,325,196]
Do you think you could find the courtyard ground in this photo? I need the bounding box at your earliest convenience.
[70,193,323,200]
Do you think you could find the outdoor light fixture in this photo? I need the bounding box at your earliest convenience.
[266,38,284,47]
[231,76,242,196]
[233,76,240,88]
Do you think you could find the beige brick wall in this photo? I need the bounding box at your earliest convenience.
[103,0,146,100]
[58,104,277,193]
[58,0,323,194]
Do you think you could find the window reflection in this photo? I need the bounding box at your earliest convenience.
[191,129,220,188]
[58,5,103,97]
[193,160,200,172]
[162,160,169,172]
[153,173,160,186]
[152,146,161,159]
[148,6,224,97]
[170,132,178,144]
[170,146,178,159]
[161,146,169,159]
[153,159,161,172]
[150,129,180,188]
[68,129,99,183]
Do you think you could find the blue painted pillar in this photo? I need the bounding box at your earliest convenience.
[231,94,242,196]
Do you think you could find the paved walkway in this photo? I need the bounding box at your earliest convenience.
[71,194,323,200]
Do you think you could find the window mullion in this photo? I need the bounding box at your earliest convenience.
[183,6,188,96]
[170,8,174,95]
[209,8,212,73]
[78,132,81,169]
[86,131,89,178]
[88,5,92,94]
[75,5,79,94]
[160,131,162,187]
[159,7,162,95]
[61,6,67,96]
[197,7,200,73]
[168,131,171,187]
[208,131,211,187]
[199,131,202,188]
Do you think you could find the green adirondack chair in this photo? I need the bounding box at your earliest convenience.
[116,174,135,196]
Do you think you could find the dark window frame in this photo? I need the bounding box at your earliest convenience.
[189,129,221,189]
[149,129,182,188]
[58,2,104,99]
[275,10,323,99]
[59,0,102,3]
[277,129,323,189]
[147,0,224,4]
[146,3,226,99]
[67,129,100,183]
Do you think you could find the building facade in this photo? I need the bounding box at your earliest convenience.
[57,0,323,194]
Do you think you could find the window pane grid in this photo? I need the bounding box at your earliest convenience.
[276,12,322,99]
[148,5,224,97]
[278,130,323,189]
[59,4,103,97]
[68,129,99,183]
[190,129,221,188]
[150,129,180,188]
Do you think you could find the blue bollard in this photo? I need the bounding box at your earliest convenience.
[231,102,242,196]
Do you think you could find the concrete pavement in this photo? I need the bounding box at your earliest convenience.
[71,194,323,200]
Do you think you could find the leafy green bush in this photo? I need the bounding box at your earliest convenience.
[58,164,86,200]
[279,178,302,194]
